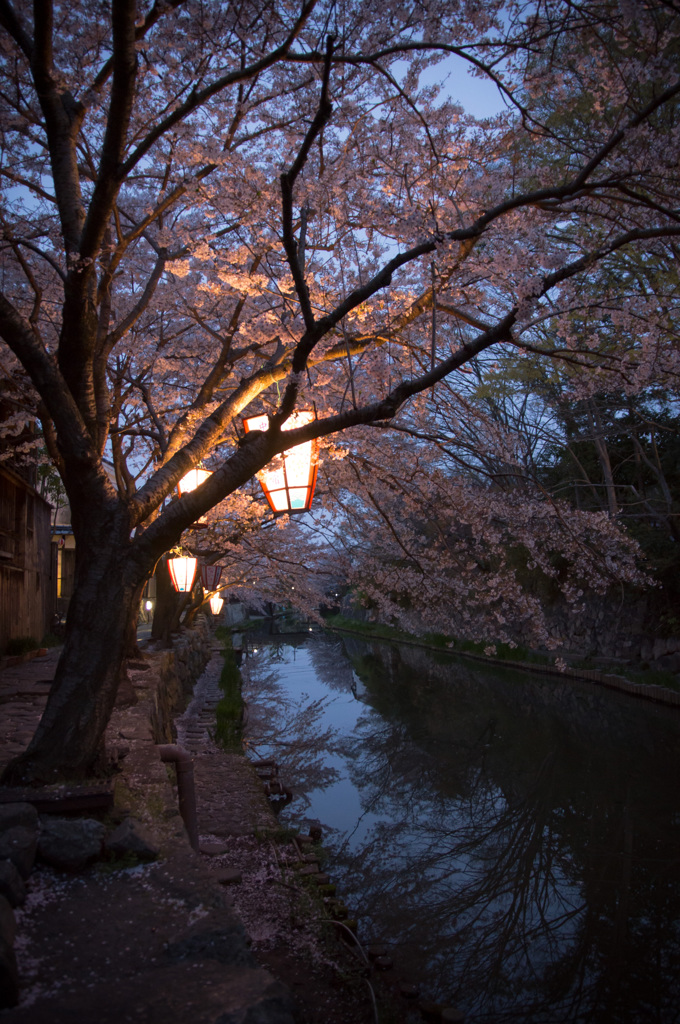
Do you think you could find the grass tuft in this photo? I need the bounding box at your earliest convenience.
[4,635,40,656]
[214,631,244,751]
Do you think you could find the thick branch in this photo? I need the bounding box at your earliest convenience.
[80,0,138,260]
[0,0,33,60]
[103,251,167,354]
[280,34,335,333]
[90,0,187,94]
[0,290,97,467]
[30,0,85,252]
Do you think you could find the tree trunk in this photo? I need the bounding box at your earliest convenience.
[150,557,184,648]
[124,579,146,660]
[181,589,206,628]
[1,513,148,785]
[587,399,619,518]
[116,580,146,707]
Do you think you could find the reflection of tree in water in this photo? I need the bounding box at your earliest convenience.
[335,644,680,1024]
[242,646,344,806]
[307,639,355,694]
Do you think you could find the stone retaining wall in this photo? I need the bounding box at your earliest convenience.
[342,594,680,669]
[457,649,680,707]
[330,624,680,709]
[145,614,213,745]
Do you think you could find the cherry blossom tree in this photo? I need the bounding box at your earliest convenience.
[1,0,679,782]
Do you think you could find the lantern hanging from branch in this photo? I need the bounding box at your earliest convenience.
[177,468,212,496]
[178,467,212,526]
[177,467,212,526]
[243,410,318,515]
[168,555,197,593]
[200,564,223,591]
[209,594,224,616]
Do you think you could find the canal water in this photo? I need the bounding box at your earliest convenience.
[241,632,680,1024]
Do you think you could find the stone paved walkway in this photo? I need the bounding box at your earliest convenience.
[0,645,299,1024]
[0,650,58,776]
[0,645,278,835]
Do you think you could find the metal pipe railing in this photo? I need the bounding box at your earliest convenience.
[157,744,199,851]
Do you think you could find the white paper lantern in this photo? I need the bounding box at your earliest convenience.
[243,410,318,514]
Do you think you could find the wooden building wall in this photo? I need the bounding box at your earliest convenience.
[0,466,54,651]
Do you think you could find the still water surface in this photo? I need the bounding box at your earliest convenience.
[242,633,680,1023]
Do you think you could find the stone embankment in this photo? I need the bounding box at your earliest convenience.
[456,648,680,707]
[329,623,680,708]
[174,649,277,838]
[0,623,381,1024]
[0,621,298,1024]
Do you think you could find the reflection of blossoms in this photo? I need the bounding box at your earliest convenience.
[242,649,344,805]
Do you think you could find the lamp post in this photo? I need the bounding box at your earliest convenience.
[243,410,318,514]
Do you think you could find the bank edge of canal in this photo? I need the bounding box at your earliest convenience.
[0,618,390,1024]
[324,621,680,709]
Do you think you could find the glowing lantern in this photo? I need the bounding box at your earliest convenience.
[177,467,212,526]
[243,410,318,514]
[209,594,224,615]
[177,468,212,496]
[168,555,197,593]
[200,564,222,591]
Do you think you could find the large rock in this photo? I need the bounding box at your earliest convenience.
[0,895,15,946]
[38,817,106,871]
[164,921,254,967]
[104,817,159,862]
[655,652,680,674]
[0,818,38,879]
[0,937,18,1009]
[0,806,39,880]
[0,961,293,1022]
[0,804,38,833]
[653,637,680,660]
[0,861,25,908]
